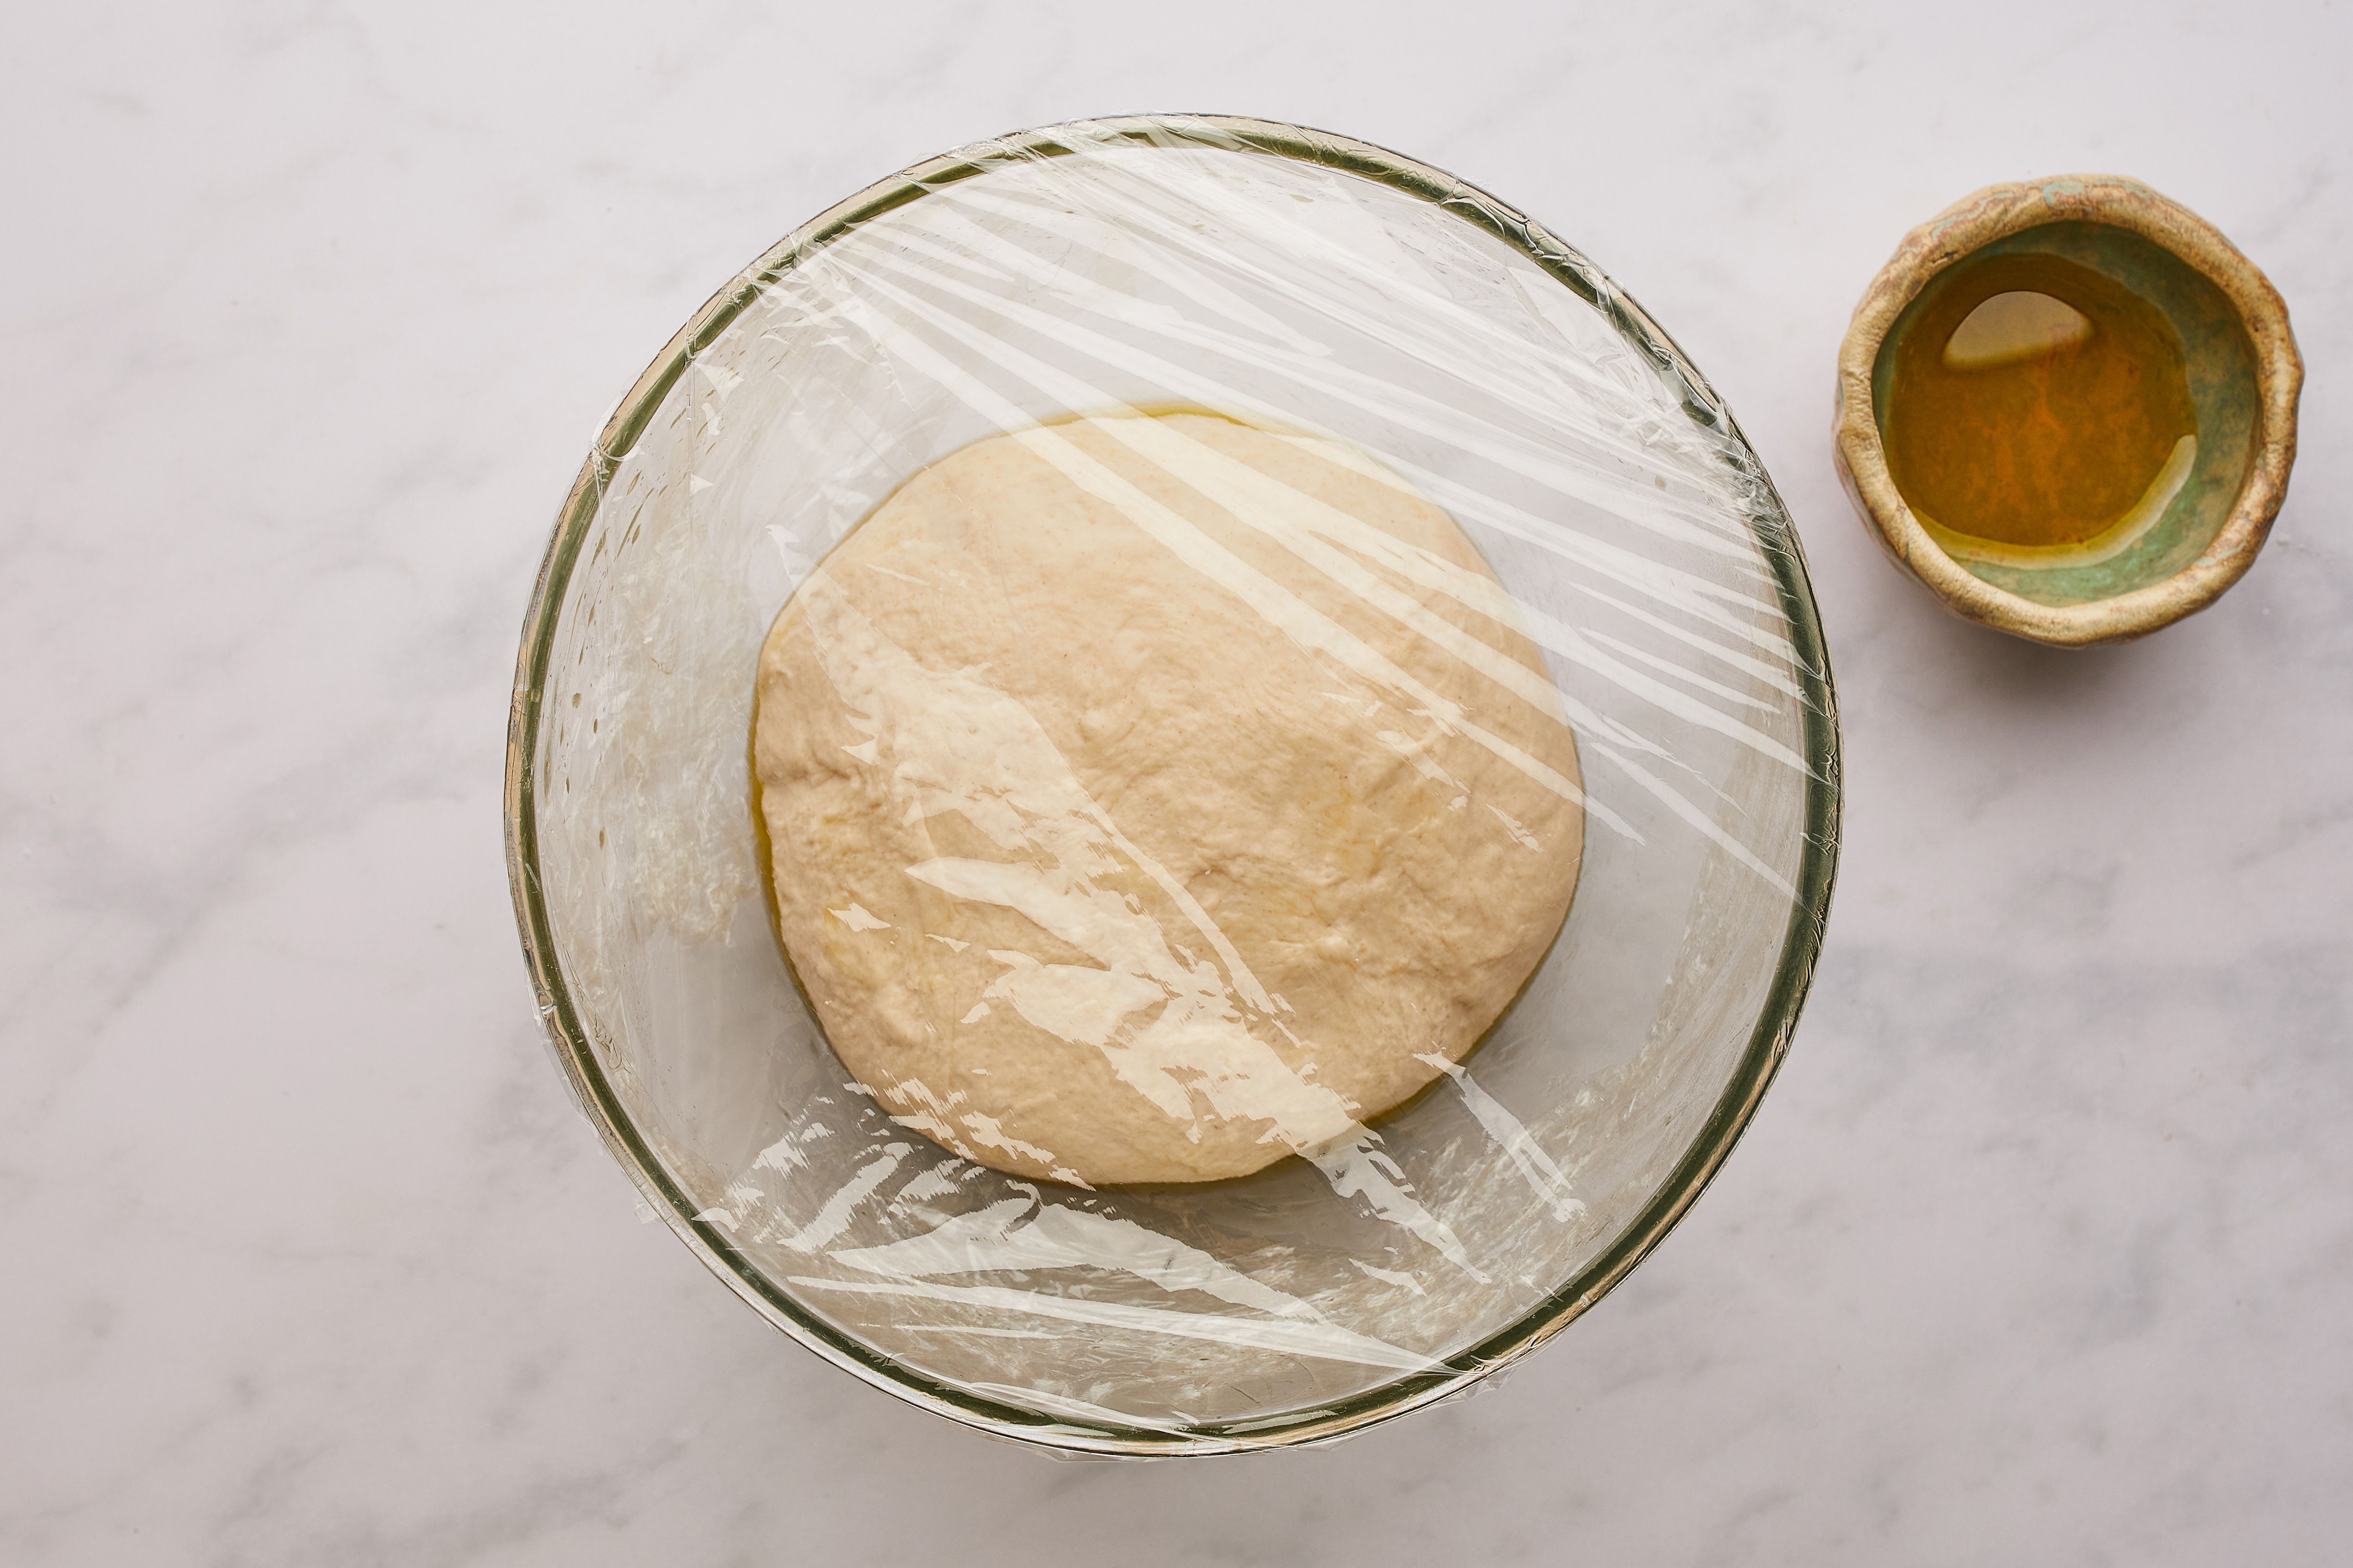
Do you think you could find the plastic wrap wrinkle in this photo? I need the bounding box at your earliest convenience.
[853,205,1791,645]
[808,262,1712,851]
[792,568,1362,1167]
[805,183,1807,818]
[522,117,1830,1452]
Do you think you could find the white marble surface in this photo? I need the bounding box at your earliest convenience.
[5,1,2348,1561]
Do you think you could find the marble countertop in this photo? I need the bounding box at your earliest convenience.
[5,2,2348,1562]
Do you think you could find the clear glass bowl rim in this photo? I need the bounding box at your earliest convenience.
[502,113,1844,1457]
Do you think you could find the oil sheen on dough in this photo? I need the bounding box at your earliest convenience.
[753,412,1583,1185]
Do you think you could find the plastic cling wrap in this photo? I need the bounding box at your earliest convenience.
[507,116,1839,1455]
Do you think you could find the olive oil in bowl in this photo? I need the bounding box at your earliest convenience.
[1880,252,2196,568]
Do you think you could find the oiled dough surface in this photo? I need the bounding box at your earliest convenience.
[754,413,1582,1185]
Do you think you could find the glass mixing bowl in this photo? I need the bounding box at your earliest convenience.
[504,115,1840,1455]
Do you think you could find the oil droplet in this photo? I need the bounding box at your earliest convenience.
[1883,252,2196,564]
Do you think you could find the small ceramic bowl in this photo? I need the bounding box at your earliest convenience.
[1834,175,2301,647]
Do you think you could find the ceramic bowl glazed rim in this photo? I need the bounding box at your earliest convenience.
[1832,173,2304,648]
[502,113,1844,1456]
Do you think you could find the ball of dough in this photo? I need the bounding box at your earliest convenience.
[754,413,1581,1186]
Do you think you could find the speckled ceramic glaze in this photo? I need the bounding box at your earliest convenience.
[1834,176,2301,646]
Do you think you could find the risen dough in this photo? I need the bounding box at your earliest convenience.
[754,413,1582,1185]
